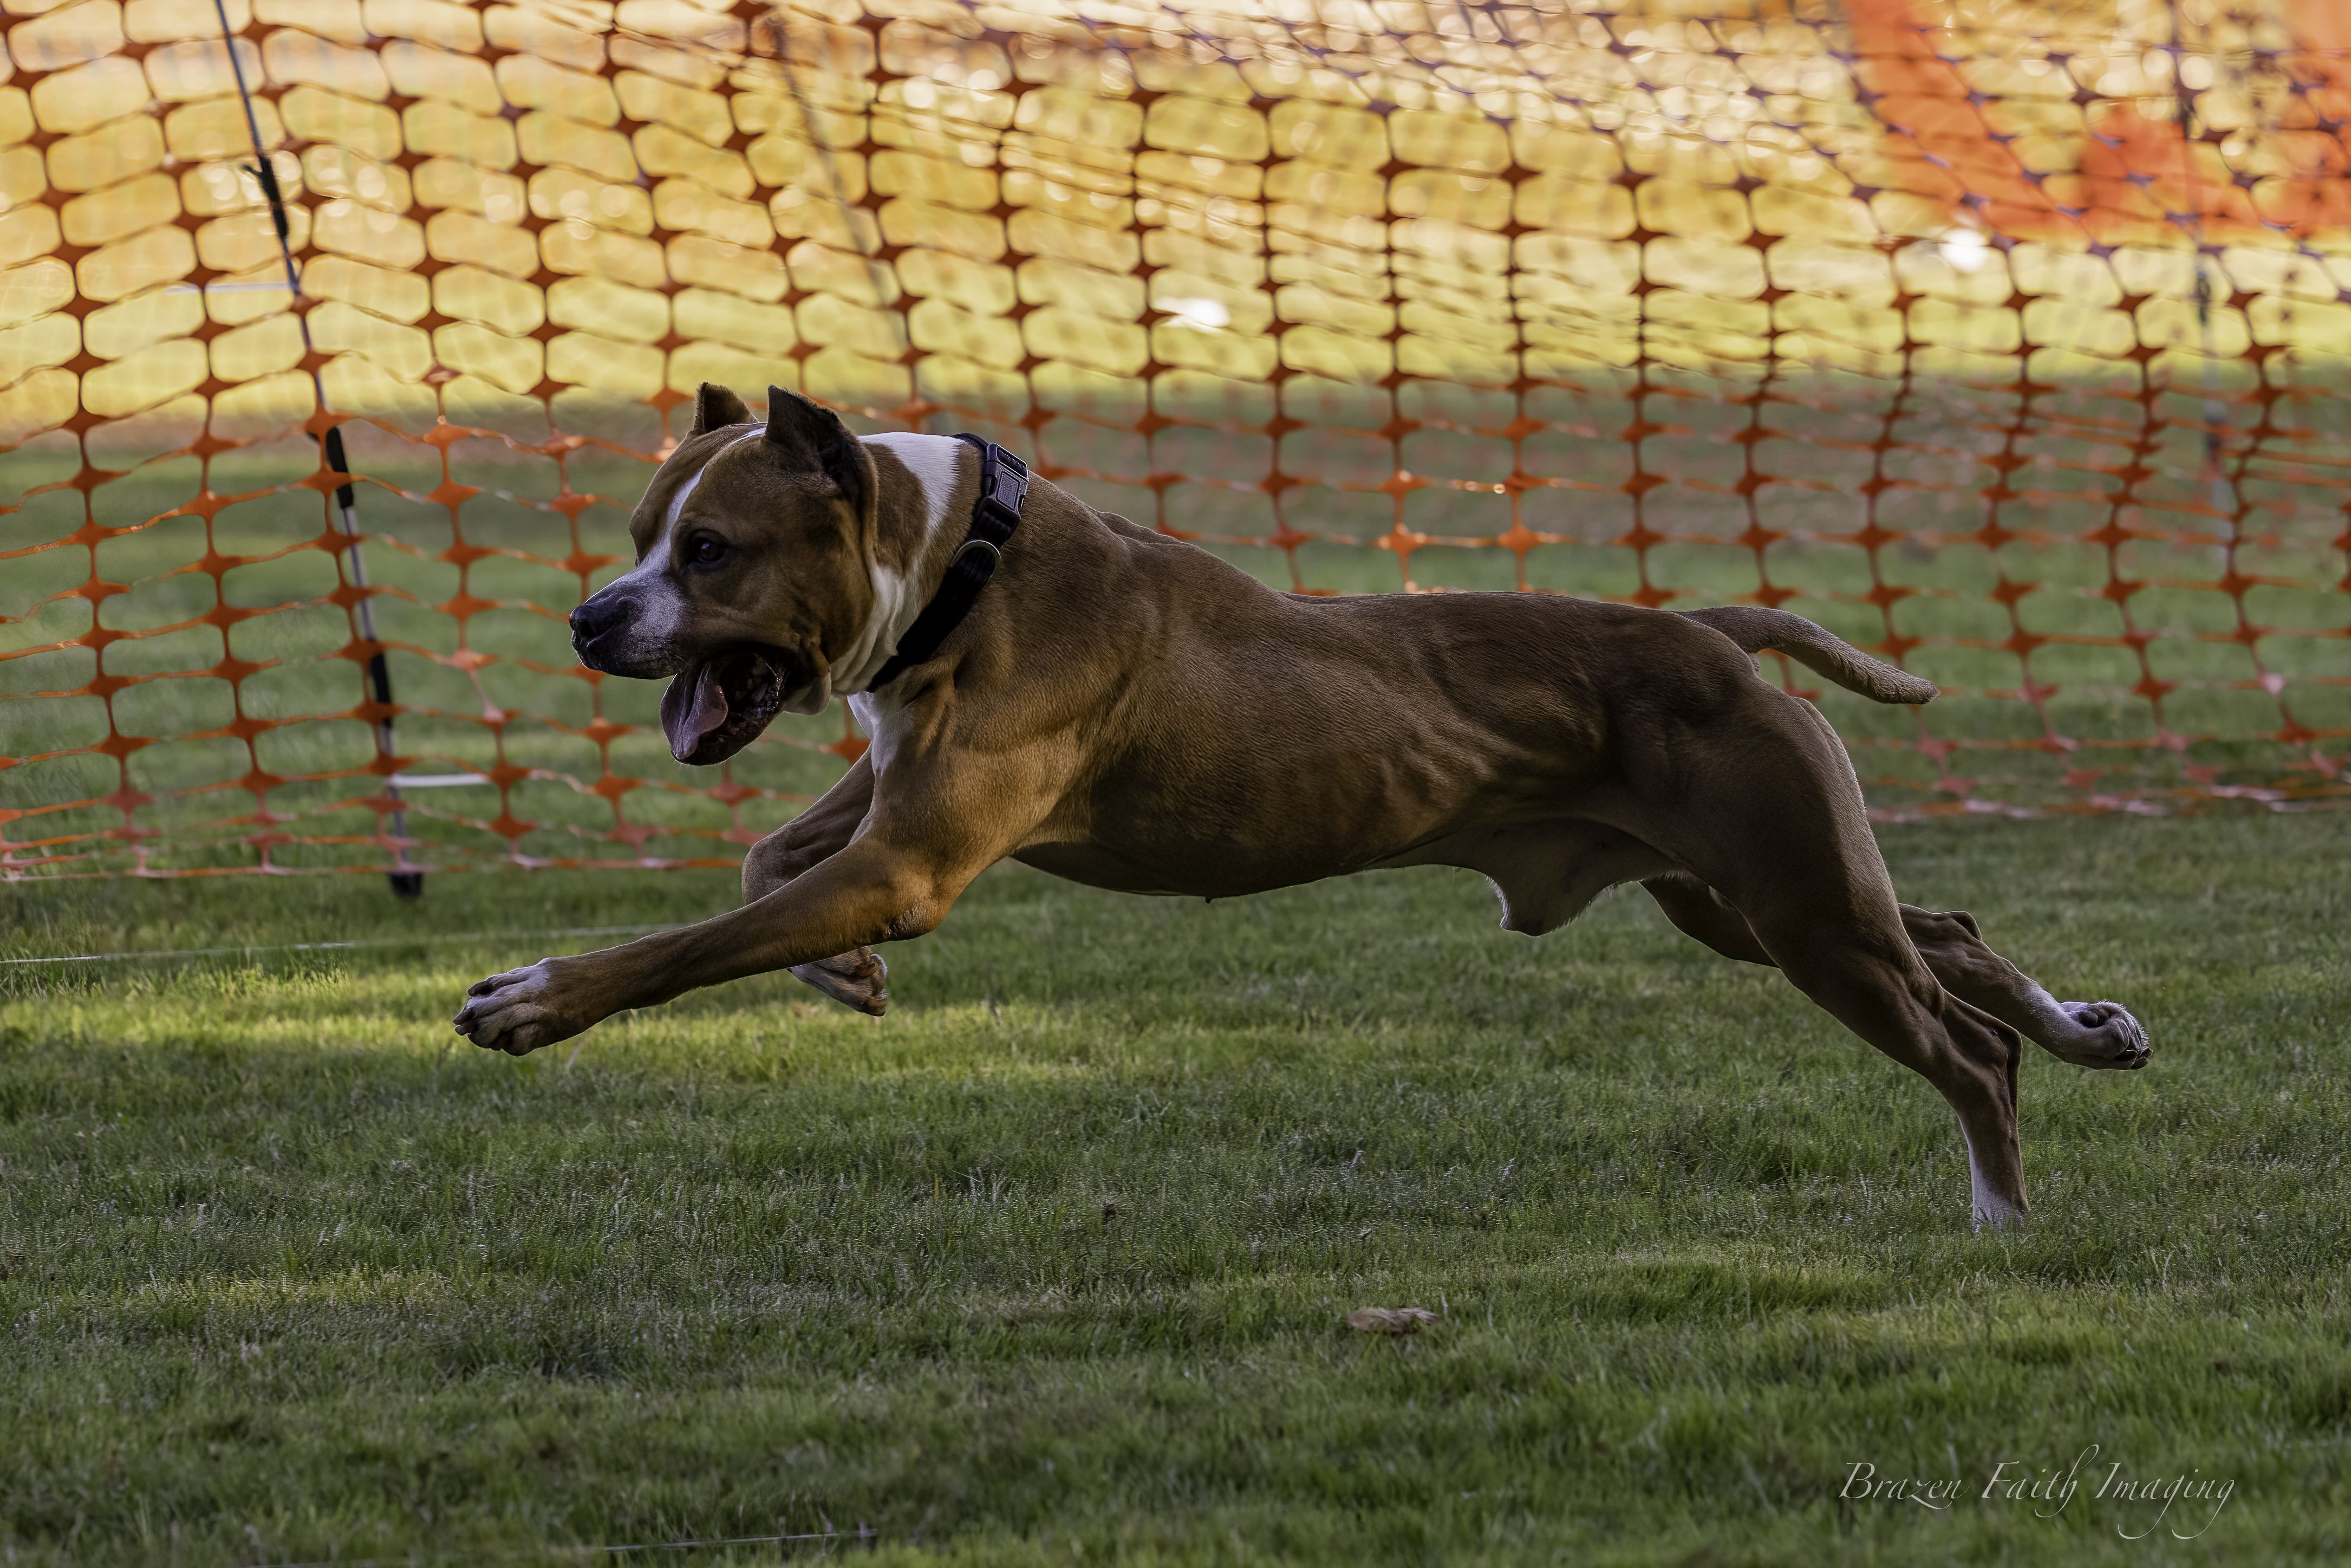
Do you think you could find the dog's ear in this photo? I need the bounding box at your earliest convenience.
[688,383,750,437]
[763,386,869,521]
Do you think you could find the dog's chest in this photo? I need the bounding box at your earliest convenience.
[845,692,904,776]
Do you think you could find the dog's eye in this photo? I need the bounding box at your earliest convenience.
[683,534,729,568]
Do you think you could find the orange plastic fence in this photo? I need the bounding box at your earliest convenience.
[2,0,2348,881]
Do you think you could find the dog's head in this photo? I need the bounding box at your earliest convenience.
[569,385,881,765]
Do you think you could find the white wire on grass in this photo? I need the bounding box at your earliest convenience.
[0,926,678,968]
[259,1524,877,1566]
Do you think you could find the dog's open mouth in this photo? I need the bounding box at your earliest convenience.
[660,648,793,765]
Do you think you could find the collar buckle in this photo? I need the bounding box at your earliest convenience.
[976,445,1028,530]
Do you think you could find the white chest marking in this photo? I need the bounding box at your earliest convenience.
[844,691,904,777]
[830,432,969,698]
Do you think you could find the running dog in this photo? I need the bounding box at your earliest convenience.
[455,385,2150,1228]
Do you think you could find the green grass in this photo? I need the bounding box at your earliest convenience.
[2,812,2348,1564]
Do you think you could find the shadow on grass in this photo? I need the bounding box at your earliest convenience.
[2,815,2348,1563]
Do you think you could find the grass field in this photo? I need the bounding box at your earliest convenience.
[2,811,2348,1564]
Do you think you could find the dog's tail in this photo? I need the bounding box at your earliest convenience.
[1677,606,1936,706]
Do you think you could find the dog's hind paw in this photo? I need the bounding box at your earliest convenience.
[2048,1000,2149,1070]
[791,948,888,1015]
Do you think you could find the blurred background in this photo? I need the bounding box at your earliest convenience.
[3,0,2348,879]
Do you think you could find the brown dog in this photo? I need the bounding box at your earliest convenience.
[455,384,2148,1228]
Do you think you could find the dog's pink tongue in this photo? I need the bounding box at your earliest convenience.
[660,661,730,763]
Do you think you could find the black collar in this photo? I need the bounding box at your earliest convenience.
[862,434,1028,692]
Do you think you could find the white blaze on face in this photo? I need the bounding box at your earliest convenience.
[608,533,676,645]
[830,431,968,698]
[602,428,761,653]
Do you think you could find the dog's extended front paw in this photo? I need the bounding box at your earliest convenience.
[454,958,595,1056]
[2052,1000,2149,1070]
[790,947,889,1015]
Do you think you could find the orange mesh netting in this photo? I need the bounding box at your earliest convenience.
[3,0,2349,881]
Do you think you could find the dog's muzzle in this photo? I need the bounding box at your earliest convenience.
[568,584,806,763]
[570,591,655,674]
[569,594,623,643]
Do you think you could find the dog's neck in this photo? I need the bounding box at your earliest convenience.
[831,432,974,697]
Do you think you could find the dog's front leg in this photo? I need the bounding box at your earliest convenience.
[743,756,890,1014]
[453,837,960,1056]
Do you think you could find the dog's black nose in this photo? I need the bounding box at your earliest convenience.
[570,596,624,644]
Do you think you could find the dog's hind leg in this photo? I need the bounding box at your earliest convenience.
[1897,908,2146,1070]
[1741,905,2029,1228]
[1645,877,2147,1071]
[743,754,890,1015]
[1625,698,2030,1227]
